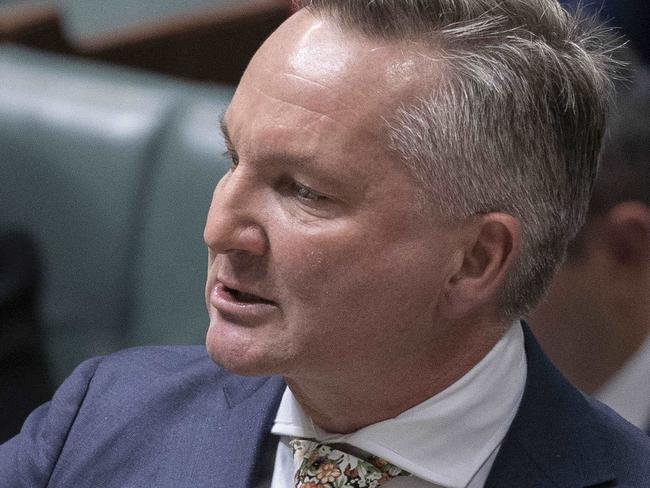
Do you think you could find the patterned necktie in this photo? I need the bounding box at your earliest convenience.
[290,438,410,487]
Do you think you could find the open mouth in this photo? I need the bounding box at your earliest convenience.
[223,285,274,305]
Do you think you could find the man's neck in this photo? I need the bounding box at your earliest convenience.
[283,320,507,434]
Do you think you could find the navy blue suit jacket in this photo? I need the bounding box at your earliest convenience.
[1,326,649,487]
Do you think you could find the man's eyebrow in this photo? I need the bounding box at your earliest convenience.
[219,112,234,150]
[217,113,321,173]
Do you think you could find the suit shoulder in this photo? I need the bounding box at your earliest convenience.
[97,345,215,373]
[1,346,281,487]
[89,345,229,392]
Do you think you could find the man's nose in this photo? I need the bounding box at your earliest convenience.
[203,172,268,257]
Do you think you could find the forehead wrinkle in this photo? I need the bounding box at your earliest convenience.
[288,70,365,106]
[281,72,375,112]
[250,82,356,131]
[282,73,336,98]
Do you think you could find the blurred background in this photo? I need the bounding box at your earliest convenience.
[0,0,294,441]
[0,0,647,441]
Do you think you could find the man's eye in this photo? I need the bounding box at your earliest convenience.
[223,150,239,169]
[292,182,325,202]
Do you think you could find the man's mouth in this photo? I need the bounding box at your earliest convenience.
[211,281,277,321]
[221,285,274,305]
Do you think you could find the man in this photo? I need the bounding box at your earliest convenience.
[530,69,650,432]
[1,1,649,487]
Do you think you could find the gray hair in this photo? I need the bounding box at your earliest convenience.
[297,0,621,316]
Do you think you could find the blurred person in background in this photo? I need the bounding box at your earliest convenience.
[530,67,650,432]
[561,0,649,63]
[0,230,52,442]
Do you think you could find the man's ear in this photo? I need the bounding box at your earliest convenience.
[601,201,650,267]
[439,213,521,319]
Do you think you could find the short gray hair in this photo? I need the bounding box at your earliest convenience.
[297,0,620,316]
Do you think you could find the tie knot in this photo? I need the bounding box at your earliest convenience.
[289,438,409,487]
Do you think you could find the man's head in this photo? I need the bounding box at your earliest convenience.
[297,0,619,317]
[203,0,617,381]
[529,69,650,393]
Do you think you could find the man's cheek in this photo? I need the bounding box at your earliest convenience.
[281,247,360,298]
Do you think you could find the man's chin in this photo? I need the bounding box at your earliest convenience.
[205,337,281,378]
[204,315,296,376]
[208,352,277,377]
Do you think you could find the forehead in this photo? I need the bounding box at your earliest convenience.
[224,10,441,156]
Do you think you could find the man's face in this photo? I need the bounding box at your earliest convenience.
[204,11,461,380]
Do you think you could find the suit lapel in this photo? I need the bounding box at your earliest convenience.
[486,324,615,488]
[215,374,286,488]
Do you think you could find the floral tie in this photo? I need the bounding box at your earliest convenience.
[290,438,410,487]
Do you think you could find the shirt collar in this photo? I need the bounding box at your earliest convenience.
[271,321,527,488]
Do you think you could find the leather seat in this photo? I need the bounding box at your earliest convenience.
[0,44,232,384]
[129,90,232,348]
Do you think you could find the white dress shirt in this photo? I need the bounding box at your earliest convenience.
[595,331,650,430]
[269,321,527,488]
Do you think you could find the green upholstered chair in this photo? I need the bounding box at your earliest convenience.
[0,44,233,384]
[128,92,232,348]
[57,0,242,42]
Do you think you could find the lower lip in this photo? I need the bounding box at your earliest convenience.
[210,283,278,320]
